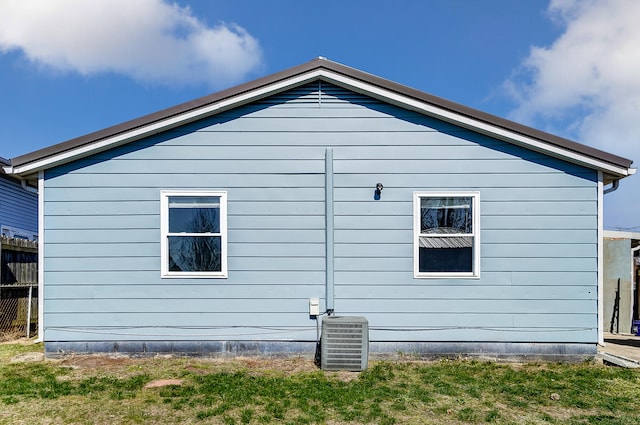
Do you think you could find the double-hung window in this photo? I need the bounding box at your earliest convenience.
[414,192,479,278]
[161,191,227,278]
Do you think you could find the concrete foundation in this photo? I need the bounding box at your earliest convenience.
[44,340,596,363]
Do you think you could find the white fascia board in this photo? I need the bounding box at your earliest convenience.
[10,68,634,177]
[10,71,327,175]
[319,71,634,177]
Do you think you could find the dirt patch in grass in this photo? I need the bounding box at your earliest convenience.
[53,354,321,373]
[1,336,37,344]
[57,354,136,369]
[144,378,184,388]
[10,352,44,363]
[41,353,386,386]
[214,356,363,381]
[207,355,318,374]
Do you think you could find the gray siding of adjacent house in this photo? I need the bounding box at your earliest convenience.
[0,175,38,233]
[603,237,633,334]
[42,83,598,346]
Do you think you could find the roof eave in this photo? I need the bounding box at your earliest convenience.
[9,59,328,173]
[314,69,635,179]
[7,57,635,179]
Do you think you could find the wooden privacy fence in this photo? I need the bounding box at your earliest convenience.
[0,236,38,340]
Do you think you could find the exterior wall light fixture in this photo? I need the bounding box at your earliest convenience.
[374,183,383,200]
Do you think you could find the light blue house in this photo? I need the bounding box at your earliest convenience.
[5,58,636,360]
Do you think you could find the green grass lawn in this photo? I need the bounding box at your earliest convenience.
[1,342,640,424]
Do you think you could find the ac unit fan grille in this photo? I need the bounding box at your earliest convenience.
[321,316,369,371]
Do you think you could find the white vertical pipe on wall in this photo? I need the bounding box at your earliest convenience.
[325,148,335,314]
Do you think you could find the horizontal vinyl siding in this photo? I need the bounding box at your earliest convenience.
[0,176,38,233]
[43,82,598,344]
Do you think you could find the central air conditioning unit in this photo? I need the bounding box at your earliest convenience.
[321,316,369,371]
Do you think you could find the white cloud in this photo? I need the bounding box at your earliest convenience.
[0,0,263,87]
[505,0,640,229]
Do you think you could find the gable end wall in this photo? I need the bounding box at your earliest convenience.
[41,83,598,357]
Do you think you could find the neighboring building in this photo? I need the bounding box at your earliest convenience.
[0,156,38,338]
[4,58,636,360]
[0,157,37,240]
[603,230,640,335]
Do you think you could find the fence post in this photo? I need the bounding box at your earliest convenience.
[26,285,33,339]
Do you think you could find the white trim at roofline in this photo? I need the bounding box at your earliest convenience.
[603,230,640,240]
[7,69,636,177]
[320,72,635,178]
[7,71,325,175]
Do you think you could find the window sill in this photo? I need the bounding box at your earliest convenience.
[414,273,480,279]
[161,272,228,279]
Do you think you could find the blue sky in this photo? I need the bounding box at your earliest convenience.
[0,0,638,230]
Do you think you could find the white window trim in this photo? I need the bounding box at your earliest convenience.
[160,190,228,278]
[413,191,480,279]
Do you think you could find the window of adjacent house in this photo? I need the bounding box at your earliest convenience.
[160,191,227,278]
[414,192,479,278]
